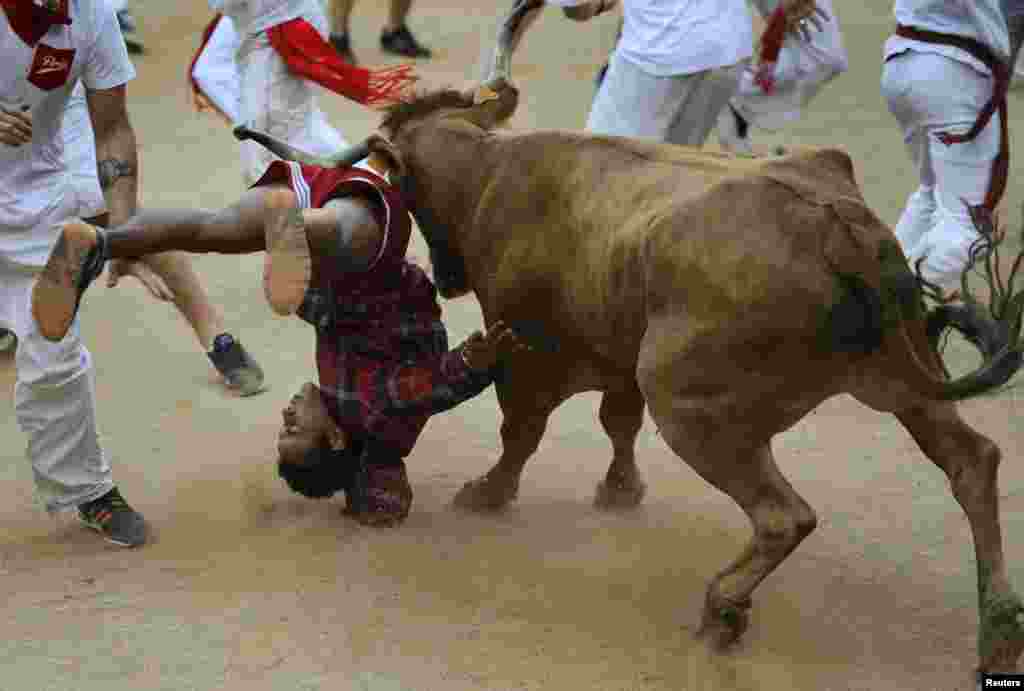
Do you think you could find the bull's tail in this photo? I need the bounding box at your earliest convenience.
[824,203,1023,401]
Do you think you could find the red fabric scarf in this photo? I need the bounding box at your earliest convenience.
[267,17,417,107]
[0,0,70,46]
[753,5,787,94]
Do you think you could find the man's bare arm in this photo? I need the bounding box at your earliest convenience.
[86,84,138,228]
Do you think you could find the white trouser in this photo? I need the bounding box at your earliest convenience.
[586,52,743,148]
[881,50,1000,290]
[0,260,112,512]
[62,83,107,220]
[730,0,847,130]
[235,19,349,185]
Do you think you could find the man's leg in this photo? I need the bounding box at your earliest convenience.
[882,51,937,256]
[883,51,996,290]
[32,186,298,341]
[380,0,432,59]
[665,63,742,148]
[328,0,359,63]
[1,266,146,547]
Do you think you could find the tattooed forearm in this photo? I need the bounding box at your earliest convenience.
[97,158,137,189]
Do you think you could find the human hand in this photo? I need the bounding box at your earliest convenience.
[460,320,531,372]
[106,258,175,301]
[780,0,829,40]
[0,105,32,147]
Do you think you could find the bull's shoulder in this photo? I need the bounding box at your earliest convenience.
[752,147,862,206]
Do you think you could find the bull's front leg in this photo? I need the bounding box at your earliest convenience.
[452,380,567,512]
[594,381,648,510]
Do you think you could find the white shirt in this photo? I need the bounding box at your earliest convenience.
[612,0,752,77]
[0,0,135,264]
[885,0,1010,75]
[208,0,318,36]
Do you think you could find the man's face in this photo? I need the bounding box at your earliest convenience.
[277,382,333,466]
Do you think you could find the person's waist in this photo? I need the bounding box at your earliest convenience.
[891,25,1006,77]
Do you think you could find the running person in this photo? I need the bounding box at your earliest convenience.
[0,0,147,546]
[194,0,415,185]
[62,82,265,394]
[881,0,1010,293]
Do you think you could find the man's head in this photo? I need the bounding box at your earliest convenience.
[276,382,359,498]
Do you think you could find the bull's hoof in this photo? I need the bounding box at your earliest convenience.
[697,593,752,650]
[593,473,646,510]
[978,594,1024,673]
[452,474,519,512]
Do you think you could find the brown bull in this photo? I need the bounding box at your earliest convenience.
[236,0,1024,673]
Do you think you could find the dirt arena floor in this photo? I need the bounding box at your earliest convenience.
[3,2,1024,689]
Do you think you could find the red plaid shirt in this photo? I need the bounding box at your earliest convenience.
[255,161,492,456]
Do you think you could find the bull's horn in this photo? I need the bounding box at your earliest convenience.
[482,0,544,89]
[233,126,371,169]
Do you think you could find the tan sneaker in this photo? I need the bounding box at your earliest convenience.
[32,220,107,342]
[261,188,311,316]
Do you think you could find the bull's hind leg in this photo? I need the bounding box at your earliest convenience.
[645,396,818,647]
[594,382,647,510]
[896,402,1024,673]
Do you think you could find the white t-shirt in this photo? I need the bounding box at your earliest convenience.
[885,0,1010,74]
[612,0,753,77]
[208,0,318,36]
[0,0,136,264]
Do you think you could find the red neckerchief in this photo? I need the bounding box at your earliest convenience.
[1,0,71,46]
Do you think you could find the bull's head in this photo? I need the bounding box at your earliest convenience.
[234,0,542,298]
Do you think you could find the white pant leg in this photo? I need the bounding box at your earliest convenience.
[107,0,128,13]
[665,63,742,147]
[193,14,243,124]
[237,17,349,185]
[0,263,112,512]
[882,50,998,289]
[62,83,106,220]
[587,53,739,148]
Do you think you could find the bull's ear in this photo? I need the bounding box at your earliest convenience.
[366,134,406,179]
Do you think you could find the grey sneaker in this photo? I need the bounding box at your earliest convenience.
[78,487,148,548]
[208,333,266,396]
[0,329,15,353]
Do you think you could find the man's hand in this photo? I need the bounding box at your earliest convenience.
[460,320,531,372]
[780,0,829,39]
[0,106,32,147]
[106,258,174,301]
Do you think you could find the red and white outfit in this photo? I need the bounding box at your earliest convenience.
[727,0,847,133]
[881,0,1010,290]
[192,0,414,185]
[0,0,135,511]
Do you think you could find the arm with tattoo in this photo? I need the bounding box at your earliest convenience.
[86,84,138,227]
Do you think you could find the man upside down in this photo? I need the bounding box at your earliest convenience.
[31,155,527,526]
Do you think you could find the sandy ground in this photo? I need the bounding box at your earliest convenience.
[3,2,1024,690]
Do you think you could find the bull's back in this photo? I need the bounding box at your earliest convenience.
[474,132,870,365]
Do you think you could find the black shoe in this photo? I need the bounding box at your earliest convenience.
[207,333,266,397]
[117,9,144,55]
[78,487,148,548]
[329,33,358,65]
[0,328,15,353]
[380,25,431,59]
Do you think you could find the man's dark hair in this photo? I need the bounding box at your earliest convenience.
[277,438,364,499]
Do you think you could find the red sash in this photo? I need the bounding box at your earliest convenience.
[267,17,416,107]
